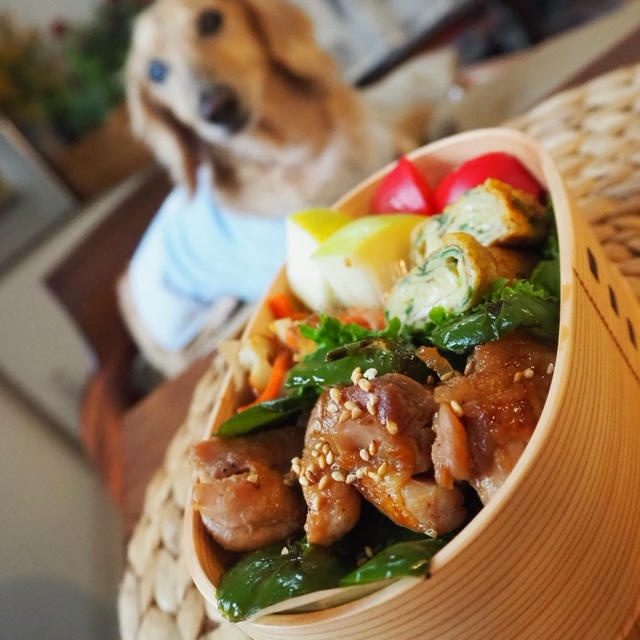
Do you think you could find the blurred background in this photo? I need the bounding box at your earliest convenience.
[0,0,633,638]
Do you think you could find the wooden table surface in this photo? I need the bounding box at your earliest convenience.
[121,354,213,537]
[117,22,640,539]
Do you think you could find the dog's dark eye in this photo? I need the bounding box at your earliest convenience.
[148,59,168,83]
[198,9,223,37]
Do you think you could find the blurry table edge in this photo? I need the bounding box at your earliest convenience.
[117,27,640,540]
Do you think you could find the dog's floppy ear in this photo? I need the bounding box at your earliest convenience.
[126,71,200,192]
[241,0,339,87]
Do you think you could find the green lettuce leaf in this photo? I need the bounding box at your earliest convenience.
[299,315,402,353]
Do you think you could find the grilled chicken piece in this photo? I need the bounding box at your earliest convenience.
[432,402,471,489]
[191,425,305,552]
[300,373,466,544]
[434,332,555,504]
[299,446,362,547]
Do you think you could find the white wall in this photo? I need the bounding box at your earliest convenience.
[0,172,147,438]
[0,0,99,30]
[0,380,123,640]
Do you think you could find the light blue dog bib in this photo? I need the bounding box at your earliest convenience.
[128,167,286,350]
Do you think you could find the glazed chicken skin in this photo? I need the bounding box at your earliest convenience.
[191,425,305,552]
[434,331,556,504]
[297,372,466,545]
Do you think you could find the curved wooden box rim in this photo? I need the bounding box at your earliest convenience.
[185,128,640,639]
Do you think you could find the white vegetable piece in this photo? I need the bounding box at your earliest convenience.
[312,214,423,310]
[285,209,353,312]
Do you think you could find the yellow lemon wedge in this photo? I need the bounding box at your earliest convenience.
[285,209,354,312]
[312,214,424,309]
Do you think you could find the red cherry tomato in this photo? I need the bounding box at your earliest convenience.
[433,152,544,212]
[370,156,436,215]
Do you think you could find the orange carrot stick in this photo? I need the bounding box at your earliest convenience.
[268,293,295,319]
[336,308,386,330]
[237,350,291,412]
[268,293,307,320]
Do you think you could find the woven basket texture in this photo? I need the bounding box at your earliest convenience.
[118,63,640,640]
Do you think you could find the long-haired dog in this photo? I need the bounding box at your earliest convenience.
[126,0,453,217]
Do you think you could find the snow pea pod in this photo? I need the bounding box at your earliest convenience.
[428,291,559,355]
[286,338,431,392]
[216,392,316,438]
[340,537,447,586]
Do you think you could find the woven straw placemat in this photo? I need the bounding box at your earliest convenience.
[117,63,640,640]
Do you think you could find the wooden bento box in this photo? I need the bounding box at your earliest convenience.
[185,128,640,640]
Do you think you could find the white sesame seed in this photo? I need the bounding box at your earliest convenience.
[247,473,259,484]
[363,368,378,380]
[450,400,464,417]
[364,545,374,558]
[524,367,534,379]
[325,451,334,465]
[386,419,398,435]
[425,528,437,538]
[291,456,301,466]
[312,420,321,430]
[358,378,372,392]
[313,440,323,450]
[311,449,319,458]
[339,410,350,423]
[343,400,357,411]
[377,461,388,477]
[441,371,454,381]
[281,546,289,555]
[359,448,370,462]
[513,371,523,383]
[330,387,342,404]
[332,470,346,482]
[299,476,309,487]
[366,399,376,415]
[368,440,379,456]
[356,467,366,479]
[318,455,326,469]
[318,475,330,490]
[351,367,362,384]
[464,360,475,376]
[547,362,555,375]
[305,468,316,483]
[351,407,363,419]
[345,473,356,485]
[322,443,331,455]
[368,471,380,481]
[291,463,301,476]
[426,375,435,385]
[327,403,339,414]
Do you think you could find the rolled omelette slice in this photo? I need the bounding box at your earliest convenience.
[410,178,547,266]
[386,232,533,328]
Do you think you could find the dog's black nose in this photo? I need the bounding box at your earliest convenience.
[198,84,247,131]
